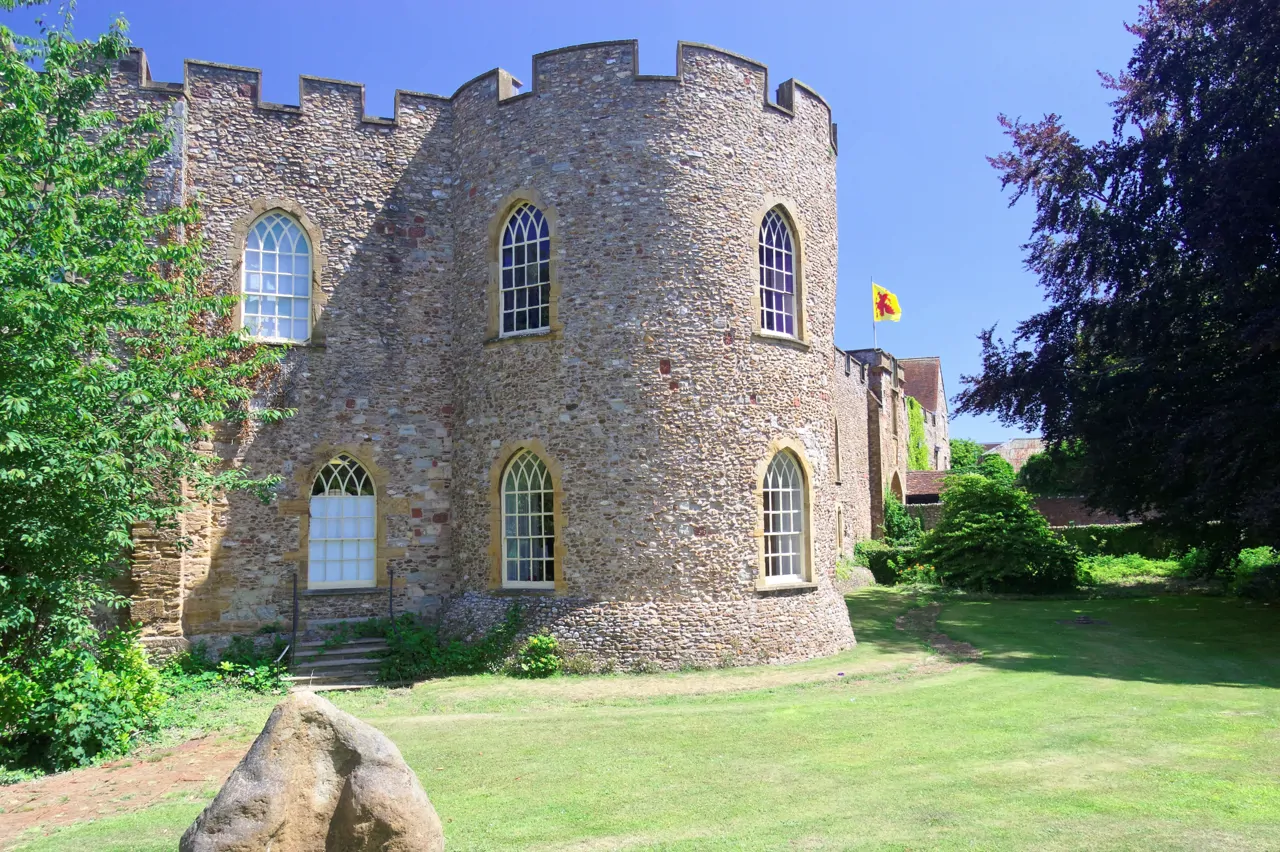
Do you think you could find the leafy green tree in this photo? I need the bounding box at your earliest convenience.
[0,6,285,768]
[917,474,1078,593]
[956,0,1280,558]
[1019,444,1089,497]
[949,438,984,472]
[948,438,1015,484]
[906,396,929,471]
[977,453,1016,486]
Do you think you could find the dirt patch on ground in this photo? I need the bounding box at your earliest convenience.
[895,603,982,660]
[0,735,246,849]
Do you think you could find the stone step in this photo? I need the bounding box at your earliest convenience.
[296,637,388,651]
[291,655,383,670]
[292,645,387,664]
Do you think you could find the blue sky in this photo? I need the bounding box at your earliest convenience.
[9,1,1140,441]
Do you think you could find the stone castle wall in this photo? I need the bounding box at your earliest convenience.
[111,41,856,666]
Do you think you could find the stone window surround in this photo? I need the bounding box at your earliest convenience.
[279,443,408,595]
[833,416,842,485]
[750,199,810,351]
[229,198,329,347]
[484,189,564,348]
[487,439,569,594]
[752,438,817,592]
[836,503,845,556]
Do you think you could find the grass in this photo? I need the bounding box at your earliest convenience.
[11,589,1280,851]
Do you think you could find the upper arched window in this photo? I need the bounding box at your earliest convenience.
[309,455,375,589]
[500,203,551,337]
[243,212,311,343]
[762,451,806,583]
[501,449,555,588]
[759,208,797,337]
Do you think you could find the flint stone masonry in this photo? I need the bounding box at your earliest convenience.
[115,40,863,667]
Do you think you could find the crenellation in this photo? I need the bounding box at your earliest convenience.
[116,42,834,146]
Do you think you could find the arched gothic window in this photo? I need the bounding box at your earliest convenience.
[759,208,797,337]
[502,449,555,588]
[309,455,376,589]
[500,203,551,336]
[243,212,311,343]
[763,451,806,582]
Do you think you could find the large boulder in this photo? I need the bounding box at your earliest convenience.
[180,690,444,852]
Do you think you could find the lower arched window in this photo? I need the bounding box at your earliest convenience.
[502,450,556,588]
[309,455,376,589]
[763,451,806,582]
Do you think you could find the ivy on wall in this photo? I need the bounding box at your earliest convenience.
[907,396,929,471]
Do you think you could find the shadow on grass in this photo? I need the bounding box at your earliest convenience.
[934,593,1280,688]
[844,588,938,658]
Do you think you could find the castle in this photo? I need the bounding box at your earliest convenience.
[113,40,949,670]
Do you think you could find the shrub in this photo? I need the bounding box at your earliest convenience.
[379,606,523,683]
[1078,553,1180,585]
[513,633,561,678]
[160,637,287,696]
[895,561,938,585]
[0,625,165,772]
[1233,547,1280,599]
[853,540,918,585]
[882,495,923,545]
[917,474,1078,593]
[1055,524,1179,559]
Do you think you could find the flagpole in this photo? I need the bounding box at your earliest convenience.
[871,276,877,350]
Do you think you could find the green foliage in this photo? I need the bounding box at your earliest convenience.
[949,439,1016,485]
[894,561,937,585]
[513,633,561,679]
[1055,524,1179,559]
[0,7,288,771]
[881,492,923,545]
[917,473,1079,593]
[159,637,286,696]
[906,397,929,471]
[1018,444,1089,497]
[1077,553,1180,586]
[976,453,1016,485]
[958,0,1280,547]
[1231,547,1280,600]
[379,606,523,683]
[949,438,985,472]
[852,540,918,586]
[0,625,164,772]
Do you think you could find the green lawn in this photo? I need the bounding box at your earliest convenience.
[12,590,1280,851]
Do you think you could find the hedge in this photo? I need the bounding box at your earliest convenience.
[1054,524,1180,558]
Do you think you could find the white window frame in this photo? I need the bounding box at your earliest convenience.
[242,212,311,344]
[762,451,807,584]
[499,203,552,338]
[308,455,377,590]
[759,208,798,338]
[501,450,556,589]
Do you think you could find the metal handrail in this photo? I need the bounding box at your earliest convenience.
[291,570,300,667]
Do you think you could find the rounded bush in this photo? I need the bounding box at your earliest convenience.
[917,473,1079,593]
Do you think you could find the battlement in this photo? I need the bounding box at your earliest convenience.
[115,40,837,151]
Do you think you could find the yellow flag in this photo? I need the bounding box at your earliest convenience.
[872,283,901,322]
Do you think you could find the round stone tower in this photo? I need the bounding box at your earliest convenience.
[443,41,855,669]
